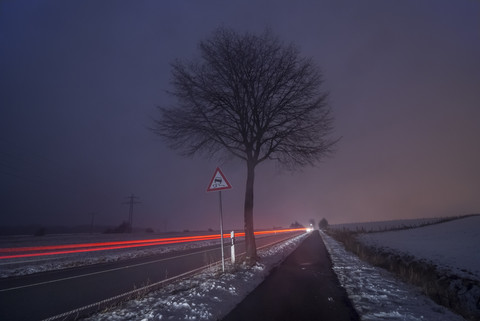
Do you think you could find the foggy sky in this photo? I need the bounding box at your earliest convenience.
[1,0,479,232]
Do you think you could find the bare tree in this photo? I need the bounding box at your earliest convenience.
[319,218,329,230]
[152,28,337,264]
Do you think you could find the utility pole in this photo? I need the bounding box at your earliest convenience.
[122,194,141,233]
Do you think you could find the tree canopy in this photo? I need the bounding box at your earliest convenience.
[153,27,337,263]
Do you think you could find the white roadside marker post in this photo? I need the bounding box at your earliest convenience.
[230,230,235,265]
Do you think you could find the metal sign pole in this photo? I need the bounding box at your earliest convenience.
[219,190,225,272]
[207,167,231,273]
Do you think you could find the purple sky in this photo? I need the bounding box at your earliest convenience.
[1,1,479,232]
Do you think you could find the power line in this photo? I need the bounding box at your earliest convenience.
[122,194,141,233]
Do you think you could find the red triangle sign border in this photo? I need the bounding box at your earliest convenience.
[207,167,232,192]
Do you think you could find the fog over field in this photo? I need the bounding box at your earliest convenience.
[1,1,479,231]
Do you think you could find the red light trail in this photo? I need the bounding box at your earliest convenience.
[0,228,306,259]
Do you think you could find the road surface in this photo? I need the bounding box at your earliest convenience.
[0,232,301,321]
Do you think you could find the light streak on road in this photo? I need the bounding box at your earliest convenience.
[0,228,306,259]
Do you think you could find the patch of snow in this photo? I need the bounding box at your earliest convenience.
[321,232,466,321]
[357,216,480,281]
[0,234,239,278]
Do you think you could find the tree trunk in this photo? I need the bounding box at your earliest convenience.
[244,160,257,264]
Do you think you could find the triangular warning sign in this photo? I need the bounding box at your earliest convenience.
[207,167,232,192]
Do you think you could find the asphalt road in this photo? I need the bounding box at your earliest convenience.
[222,230,360,321]
[0,232,301,321]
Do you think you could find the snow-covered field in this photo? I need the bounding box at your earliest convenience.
[322,232,466,321]
[358,215,480,282]
[332,217,450,233]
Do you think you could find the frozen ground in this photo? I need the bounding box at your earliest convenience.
[332,217,447,233]
[357,215,480,281]
[321,232,466,321]
[3,223,476,320]
[87,230,469,321]
[83,233,309,321]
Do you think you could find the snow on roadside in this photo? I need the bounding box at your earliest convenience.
[83,233,309,321]
[357,216,480,281]
[321,232,466,321]
[0,238,226,278]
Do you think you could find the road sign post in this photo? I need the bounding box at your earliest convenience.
[207,167,232,272]
[218,190,225,272]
